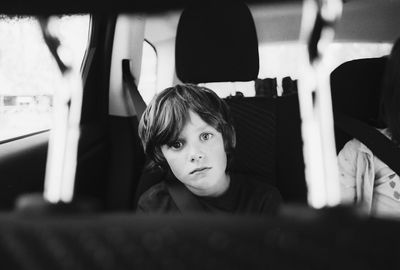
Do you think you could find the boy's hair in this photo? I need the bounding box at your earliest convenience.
[139,84,236,170]
[380,37,400,145]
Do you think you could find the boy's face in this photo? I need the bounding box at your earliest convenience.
[161,110,229,197]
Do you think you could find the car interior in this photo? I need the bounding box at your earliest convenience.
[331,57,400,177]
[1,0,400,268]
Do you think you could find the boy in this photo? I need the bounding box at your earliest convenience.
[137,84,282,214]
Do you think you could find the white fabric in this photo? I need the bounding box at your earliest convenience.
[338,129,400,218]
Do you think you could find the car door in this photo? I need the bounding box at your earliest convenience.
[0,15,112,210]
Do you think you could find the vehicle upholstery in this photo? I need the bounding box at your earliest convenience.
[331,57,388,151]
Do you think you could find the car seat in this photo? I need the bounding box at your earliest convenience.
[134,0,307,207]
[330,56,400,176]
[330,57,388,152]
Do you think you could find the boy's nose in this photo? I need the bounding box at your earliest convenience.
[188,141,204,162]
[190,153,203,162]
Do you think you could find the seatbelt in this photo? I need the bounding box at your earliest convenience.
[122,59,147,120]
[166,177,205,213]
[112,59,146,210]
[334,112,400,175]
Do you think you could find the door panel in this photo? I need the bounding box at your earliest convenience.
[0,132,48,210]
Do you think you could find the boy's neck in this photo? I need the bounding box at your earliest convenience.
[186,174,231,197]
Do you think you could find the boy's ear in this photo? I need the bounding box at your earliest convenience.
[231,125,237,148]
[225,123,236,151]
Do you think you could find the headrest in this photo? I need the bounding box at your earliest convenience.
[331,57,388,125]
[175,1,259,84]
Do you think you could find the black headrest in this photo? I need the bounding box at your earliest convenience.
[331,57,388,125]
[330,57,388,151]
[175,1,259,84]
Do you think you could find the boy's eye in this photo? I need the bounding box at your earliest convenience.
[170,141,183,150]
[200,132,213,141]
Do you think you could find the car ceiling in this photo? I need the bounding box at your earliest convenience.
[143,0,400,48]
[0,0,298,14]
[1,0,400,44]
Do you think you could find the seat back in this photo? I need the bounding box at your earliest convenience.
[227,94,306,203]
[330,57,388,151]
[225,96,277,186]
[276,94,306,203]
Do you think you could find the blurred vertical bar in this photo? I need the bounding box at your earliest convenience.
[297,0,342,208]
[39,16,82,203]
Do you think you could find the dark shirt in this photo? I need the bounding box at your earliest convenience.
[137,173,282,215]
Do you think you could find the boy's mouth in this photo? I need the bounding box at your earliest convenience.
[190,167,211,175]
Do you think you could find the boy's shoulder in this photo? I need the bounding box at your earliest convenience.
[140,181,168,199]
[137,181,178,213]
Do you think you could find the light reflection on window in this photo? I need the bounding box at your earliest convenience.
[0,15,90,142]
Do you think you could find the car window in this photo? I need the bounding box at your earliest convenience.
[325,42,392,72]
[0,15,90,142]
[201,42,392,98]
[138,40,157,105]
